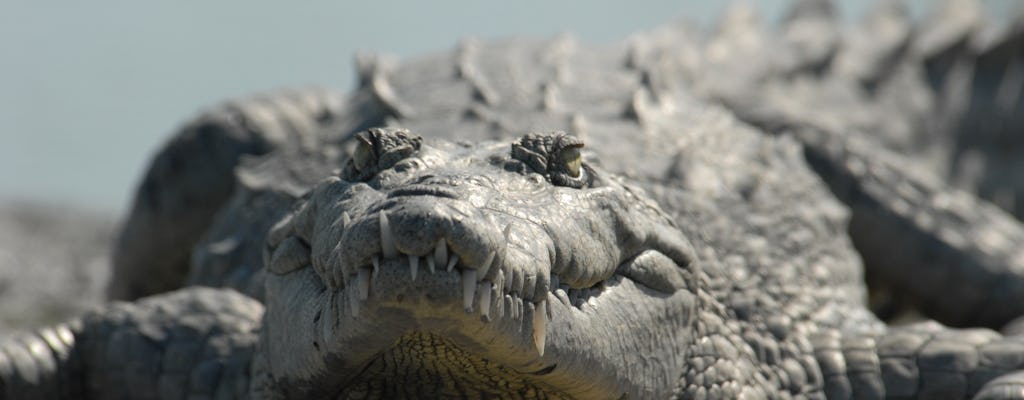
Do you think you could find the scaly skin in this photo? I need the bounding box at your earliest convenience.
[7,0,1024,398]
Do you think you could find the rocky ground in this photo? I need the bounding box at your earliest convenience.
[0,202,114,335]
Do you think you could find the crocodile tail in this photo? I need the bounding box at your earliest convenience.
[814,322,1024,399]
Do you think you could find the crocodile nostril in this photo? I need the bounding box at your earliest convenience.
[388,185,461,199]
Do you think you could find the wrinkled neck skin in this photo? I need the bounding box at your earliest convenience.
[257,137,702,399]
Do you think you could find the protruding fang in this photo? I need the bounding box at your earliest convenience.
[503,223,513,240]
[434,239,447,268]
[462,269,477,312]
[409,256,419,281]
[533,301,547,356]
[357,268,371,300]
[447,255,459,272]
[371,257,380,282]
[426,256,436,274]
[379,212,398,259]
[348,287,360,317]
[477,251,495,281]
[504,267,513,292]
[341,212,351,228]
[479,282,492,319]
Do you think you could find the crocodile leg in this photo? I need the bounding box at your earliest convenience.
[1,287,261,400]
[795,124,1024,329]
[813,322,1024,399]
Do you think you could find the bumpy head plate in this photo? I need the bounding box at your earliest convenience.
[259,127,700,399]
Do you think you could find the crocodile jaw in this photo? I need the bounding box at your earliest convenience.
[262,257,698,399]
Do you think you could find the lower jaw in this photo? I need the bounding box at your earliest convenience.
[265,260,696,399]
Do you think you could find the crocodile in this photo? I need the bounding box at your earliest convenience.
[6,0,1024,398]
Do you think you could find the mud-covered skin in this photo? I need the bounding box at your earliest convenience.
[8,0,1024,399]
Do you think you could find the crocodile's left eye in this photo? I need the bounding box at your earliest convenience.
[342,127,422,181]
[556,145,582,178]
[351,135,375,173]
[511,132,591,189]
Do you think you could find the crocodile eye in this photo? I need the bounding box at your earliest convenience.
[352,135,375,172]
[557,145,582,178]
[342,127,422,181]
[510,132,591,189]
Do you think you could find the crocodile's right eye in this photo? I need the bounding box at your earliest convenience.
[351,135,375,173]
[511,132,591,189]
[341,127,422,181]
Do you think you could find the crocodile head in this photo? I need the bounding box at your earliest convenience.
[260,128,700,399]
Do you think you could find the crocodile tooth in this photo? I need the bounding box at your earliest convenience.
[409,256,419,281]
[514,296,522,321]
[479,282,492,320]
[503,223,513,240]
[348,286,360,317]
[357,267,371,300]
[447,255,459,272]
[477,251,495,281]
[533,300,547,356]
[501,294,511,318]
[462,269,477,312]
[554,287,570,306]
[505,268,516,292]
[371,257,380,283]
[495,269,505,295]
[434,239,447,268]
[426,255,436,274]
[341,211,351,228]
[379,212,398,259]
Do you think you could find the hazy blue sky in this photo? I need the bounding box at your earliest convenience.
[0,1,1016,214]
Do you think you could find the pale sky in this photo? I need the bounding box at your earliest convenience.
[0,1,1016,213]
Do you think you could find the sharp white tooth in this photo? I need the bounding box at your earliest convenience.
[504,267,513,292]
[495,269,505,295]
[434,239,447,267]
[479,282,492,319]
[371,257,380,283]
[503,223,513,240]
[477,251,495,281]
[501,294,511,318]
[379,212,398,259]
[409,256,419,281]
[533,300,547,356]
[341,211,351,228]
[462,269,477,312]
[447,255,459,272]
[555,287,570,306]
[348,286,360,317]
[357,267,371,300]
[426,255,436,274]
[514,297,522,320]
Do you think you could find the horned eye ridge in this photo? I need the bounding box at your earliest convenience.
[342,127,422,181]
[511,132,590,188]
